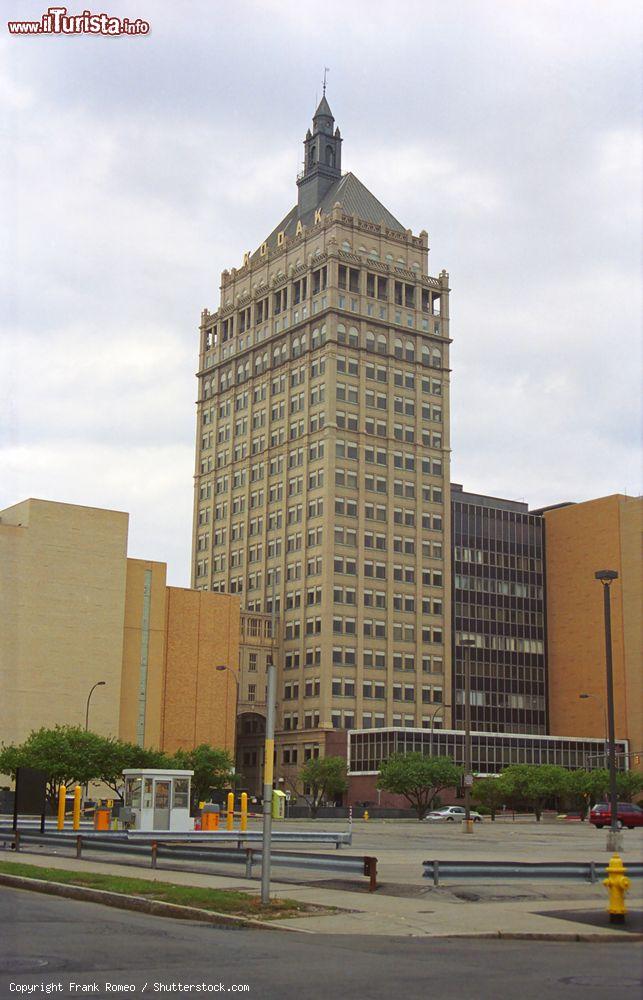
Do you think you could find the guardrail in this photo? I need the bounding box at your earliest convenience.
[423,860,643,886]
[0,826,351,848]
[0,830,376,891]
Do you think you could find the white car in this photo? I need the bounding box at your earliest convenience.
[424,805,483,823]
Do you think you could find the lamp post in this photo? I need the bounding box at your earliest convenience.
[215,664,239,758]
[460,639,476,834]
[429,702,452,732]
[84,681,105,799]
[579,693,608,764]
[85,681,106,732]
[261,574,278,904]
[594,569,620,851]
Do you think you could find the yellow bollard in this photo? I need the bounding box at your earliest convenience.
[226,791,235,831]
[603,854,629,924]
[57,785,67,831]
[72,786,82,831]
[240,792,248,832]
[363,809,369,821]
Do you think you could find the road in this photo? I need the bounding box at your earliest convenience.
[1,889,640,1000]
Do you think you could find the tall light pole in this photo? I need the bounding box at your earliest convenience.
[85,681,106,731]
[579,693,608,763]
[429,702,452,732]
[84,681,105,799]
[215,664,239,758]
[460,639,476,834]
[261,573,278,904]
[594,570,620,850]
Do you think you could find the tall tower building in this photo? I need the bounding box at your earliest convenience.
[192,97,451,782]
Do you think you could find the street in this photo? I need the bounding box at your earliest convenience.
[1,888,640,1000]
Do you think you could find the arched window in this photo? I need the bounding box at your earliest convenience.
[281,344,288,362]
[432,348,441,368]
[394,338,403,359]
[203,379,211,399]
[325,145,335,167]
[422,344,430,367]
[405,341,415,363]
[337,323,346,344]
[366,331,375,352]
[309,146,317,165]
[319,324,326,345]
[255,356,262,373]
[244,361,250,380]
[311,327,320,348]
[348,326,359,348]
[237,364,245,384]
[292,337,301,358]
[342,241,351,252]
[273,347,280,366]
[301,333,308,353]
[377,334,387,355]
[262,352,268,370]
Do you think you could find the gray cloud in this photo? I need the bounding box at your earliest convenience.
[1,0,641,583]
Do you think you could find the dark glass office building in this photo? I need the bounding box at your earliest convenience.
[451,484,548,734]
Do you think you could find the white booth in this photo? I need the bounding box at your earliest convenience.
[122,769,194,832]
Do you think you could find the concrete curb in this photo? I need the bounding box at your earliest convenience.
[2,872,640,943]
[0,872,314,933]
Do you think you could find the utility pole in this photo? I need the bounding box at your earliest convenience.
[595,570,620,851]
[461,639,476,834]
[261,573,277,904]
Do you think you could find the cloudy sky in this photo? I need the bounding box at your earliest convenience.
[1,0,641,584]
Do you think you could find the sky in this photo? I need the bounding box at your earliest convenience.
[1,0,641,585]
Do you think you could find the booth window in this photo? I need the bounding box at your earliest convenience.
[125,778,141,808]
[173,779,189,809]
[143,778,153,809]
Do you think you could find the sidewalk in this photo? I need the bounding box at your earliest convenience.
[2,849,640,941]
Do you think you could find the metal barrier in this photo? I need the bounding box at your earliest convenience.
[0,826,351,848]
[423,859,643,886]
[0,830,376,891]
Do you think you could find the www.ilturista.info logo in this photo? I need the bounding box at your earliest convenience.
[7,7,150,35]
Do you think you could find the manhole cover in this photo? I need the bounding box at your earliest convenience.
[0,958,49,973]
[561,977,642,988]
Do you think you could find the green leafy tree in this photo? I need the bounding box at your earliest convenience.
[472,776,508,821]
[296,756,348,818]
[377,753,462,820]
[0,726,171,808]
[616,770,643,803]
[168,744,235,809]
[501,764,569,820]
[562,769,594,819]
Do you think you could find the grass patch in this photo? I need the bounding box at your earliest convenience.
[0,860,323,920]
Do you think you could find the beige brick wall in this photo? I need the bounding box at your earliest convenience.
[119,558,168,748]
[160,589,240,755]
[545,495,642,763]
[0,499,128,747]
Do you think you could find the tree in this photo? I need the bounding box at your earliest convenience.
[616,770,643,803]
[472,776,508,821]
[0,726,171,808]
[168,744,235,809]
[377,753,462,820]
[501,764,569,820]
[296,756,348,818]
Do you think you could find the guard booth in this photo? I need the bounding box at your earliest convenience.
[122,769,194,832]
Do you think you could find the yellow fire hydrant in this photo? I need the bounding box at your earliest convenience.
[363,810,369,821]
[603,854,629,924]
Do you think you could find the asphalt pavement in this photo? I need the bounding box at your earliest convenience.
[1,888,641,1000]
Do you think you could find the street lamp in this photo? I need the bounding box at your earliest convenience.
[84,681,105,799]
[594,569,620,850]
[85,681,106,731]
[215,664,239,754]
[460,638,477,834]
[429,702,452,732]
[579,693,608,763]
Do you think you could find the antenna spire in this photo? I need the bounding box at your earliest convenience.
[322,67,329,96]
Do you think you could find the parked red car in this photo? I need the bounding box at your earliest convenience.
[589,802,643,830]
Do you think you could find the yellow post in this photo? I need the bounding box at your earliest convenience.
[240,792,248,832]
[603,854,629,924]
[57,785,67,831]
[226,791,235,830]
[72,786,82,831]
